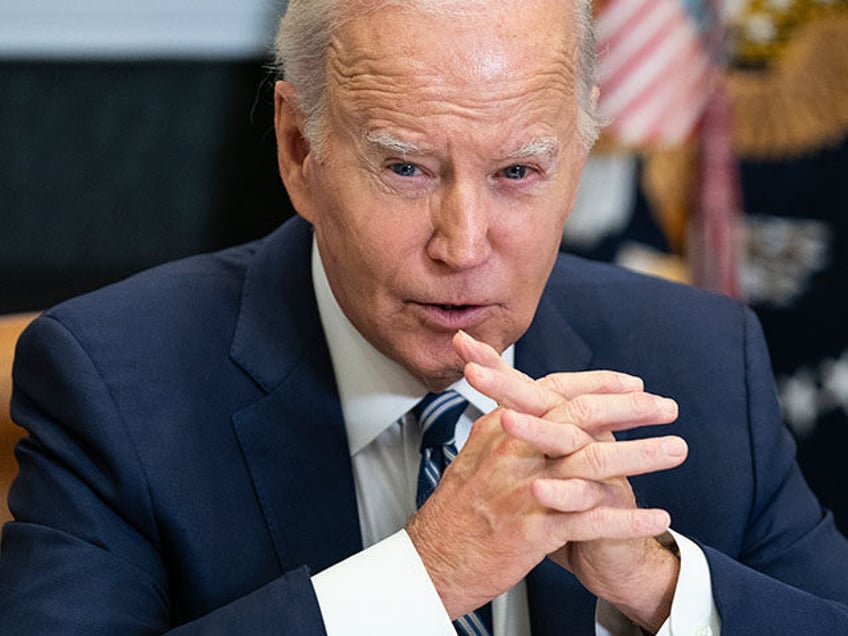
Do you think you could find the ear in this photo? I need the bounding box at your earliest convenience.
[274,80,319,223]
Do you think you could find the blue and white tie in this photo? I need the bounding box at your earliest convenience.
[415,390,493,636]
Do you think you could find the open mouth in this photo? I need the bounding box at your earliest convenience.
[438,304,474,311]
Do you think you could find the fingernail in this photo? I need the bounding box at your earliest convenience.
[663,437,687,458]
[649,510,671,530]
[636,510,671,534]
[620,374,644,390]
[656,396,678,417]
[458,330,481,348]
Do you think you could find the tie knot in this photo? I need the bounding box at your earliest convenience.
[415,390,468,450]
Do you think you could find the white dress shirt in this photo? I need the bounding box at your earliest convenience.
[307,240,720,635]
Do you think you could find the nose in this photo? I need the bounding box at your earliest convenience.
[426,179,493,270]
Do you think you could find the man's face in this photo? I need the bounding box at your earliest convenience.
[278,0,588,390]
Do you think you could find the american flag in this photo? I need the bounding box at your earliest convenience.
[595,0,741,297]
[595,0,716,147]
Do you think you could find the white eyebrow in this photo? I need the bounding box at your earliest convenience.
[363,130,423,156]
[362,130,560,163]
[506,137,561,162]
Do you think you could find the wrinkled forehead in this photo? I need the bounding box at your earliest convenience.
[325,1,578,119]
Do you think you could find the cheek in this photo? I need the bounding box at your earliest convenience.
[491,206,567,311]
[496,194,569,257]
[318,199,423,300]
[309,168,371,247]
[332,182,431,262]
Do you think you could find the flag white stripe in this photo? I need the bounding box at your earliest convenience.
[595,0,649,43]
[597,0,678,84]
[599,16,694,120]
[614,38,708,142]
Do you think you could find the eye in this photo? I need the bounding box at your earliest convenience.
[389,162,420,177]
[502,164,530,180]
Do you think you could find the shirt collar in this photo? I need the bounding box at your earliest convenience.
[311,238,512,456]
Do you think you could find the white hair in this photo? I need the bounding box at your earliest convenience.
[274,0,601,155]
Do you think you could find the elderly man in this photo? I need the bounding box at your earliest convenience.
[2,0,848,634]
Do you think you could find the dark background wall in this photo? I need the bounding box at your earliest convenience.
[741,141,848,537]
[0,60,292,313]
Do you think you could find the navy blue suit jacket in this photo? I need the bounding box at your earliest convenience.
[2,216,848,634]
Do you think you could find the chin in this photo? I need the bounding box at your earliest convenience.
[397,344,465,391]
[418,366,466,393]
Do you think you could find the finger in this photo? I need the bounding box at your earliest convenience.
[502,401,680,459]
[545,392,679,437]
[464,359,645,421]
[532,478,619,513]
[456,332,648,415]
[454,331,557,415]
[553,436,688,481]
[539,369,644,398]
[453,330,517,372]
[501,410,594,457]
[465,361,561,416]
[544,506,672,542]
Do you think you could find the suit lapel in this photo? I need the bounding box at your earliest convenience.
[232,345,362,575]
[515,280,593,379]
[229,218,362,575]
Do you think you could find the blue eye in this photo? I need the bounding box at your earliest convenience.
[390,163,419,177]
[502,165,529,180]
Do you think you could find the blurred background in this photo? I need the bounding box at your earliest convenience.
[1,1,846,531]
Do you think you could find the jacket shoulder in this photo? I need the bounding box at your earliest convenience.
[549,253,747,327]
[39,239,261,348]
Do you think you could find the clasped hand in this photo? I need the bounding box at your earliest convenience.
[406,331,687,631]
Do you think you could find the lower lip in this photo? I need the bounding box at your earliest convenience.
[412,303,492,330]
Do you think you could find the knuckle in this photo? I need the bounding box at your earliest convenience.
[585,505,611,531]
[493,435,519,459]
[562,424,586,453]
[502,431,539,463]
[548,422,584,456]
[567,395,597,426]
[629,391,656,416]
[597,370,626,392]
[544,403,570,425]
[539,372,567,393]
[582,442,609,475]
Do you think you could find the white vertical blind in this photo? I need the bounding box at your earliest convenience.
[0,0,287,59]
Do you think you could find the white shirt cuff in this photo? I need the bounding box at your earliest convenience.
[596,529,721,636]
[312,529,455,635]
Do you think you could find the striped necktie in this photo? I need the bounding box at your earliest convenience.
[415,390,493,636]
